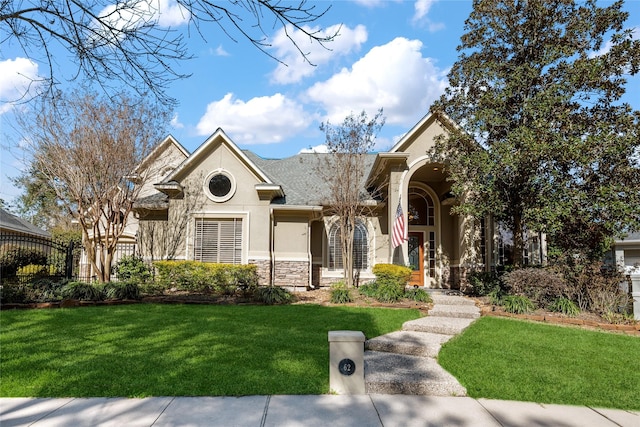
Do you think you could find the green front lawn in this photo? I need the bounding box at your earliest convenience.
[438,316,640,411]
[0,304,418,397]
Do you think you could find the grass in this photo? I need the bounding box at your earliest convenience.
[0,304,419,397]
[438,316,640,411]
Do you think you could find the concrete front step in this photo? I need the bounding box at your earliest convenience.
[428,304,480,319]
[403,316,476,335]
[364,351,467,396]
[365,331,454,358]
[430,294,477,306]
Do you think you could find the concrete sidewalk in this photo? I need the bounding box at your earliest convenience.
[2,395,638,427]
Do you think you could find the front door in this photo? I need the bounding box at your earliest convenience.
[408,232,424,286]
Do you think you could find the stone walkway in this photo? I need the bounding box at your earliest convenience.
[364,293,480,395]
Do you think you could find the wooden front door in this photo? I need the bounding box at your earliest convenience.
[408,232,424,286]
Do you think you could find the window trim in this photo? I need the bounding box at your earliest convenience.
[203,169,236,203]
[190,212,249,264]
[326,218,370,272]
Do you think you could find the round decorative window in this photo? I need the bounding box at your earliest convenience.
[209,174,231,197]
[204,169,236,202]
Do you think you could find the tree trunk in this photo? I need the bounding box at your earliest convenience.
[512,212,524,268]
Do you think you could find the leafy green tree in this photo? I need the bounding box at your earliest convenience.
[11,166,73,230]
[433,0,640,265]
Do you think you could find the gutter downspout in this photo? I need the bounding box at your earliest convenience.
[270,208,275,286]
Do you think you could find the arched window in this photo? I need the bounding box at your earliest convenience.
[408,187,434,226]
[328,220,369,271]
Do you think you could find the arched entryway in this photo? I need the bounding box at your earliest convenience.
[407,185,439,287]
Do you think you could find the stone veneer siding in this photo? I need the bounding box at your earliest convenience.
[249,259,271,286]
[274,260,309,291]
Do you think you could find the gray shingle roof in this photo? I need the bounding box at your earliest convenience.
[0,207,50,237]
[134,192,169,209]
[243,151,378,206]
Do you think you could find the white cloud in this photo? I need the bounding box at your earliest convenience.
[195,93,312,144]
[170,113,184,129]
[213,45,230,57]
[299,144,329,154]
[306,37,448,126]
[0,57,40,114]
[412,0,444,31]
[96,0,189,42]
[270,24,368,84]
[413,0,435,21]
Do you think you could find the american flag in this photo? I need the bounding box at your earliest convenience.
[392,197,406,248]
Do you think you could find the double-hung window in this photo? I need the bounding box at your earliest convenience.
[194,218,242,264]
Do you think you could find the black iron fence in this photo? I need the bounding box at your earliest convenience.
[0,233,79,284]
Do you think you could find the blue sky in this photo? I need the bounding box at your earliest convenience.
[1,0,639,207]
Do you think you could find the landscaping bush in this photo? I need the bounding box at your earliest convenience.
[1,246,48,279]
[0,282,27,304]
[371,264,411,303]
[27,278,67,302]
[253,286,292,305]
[502,267,565,307]
[466,271,505,296]
[502,295,535,314]
[153,261,259,296]
[372,264,412,286]
[61,282,102,301]
[330,282,352,304]
[404,287,432,303]
[551,261,627,314]
[548,297,580,317]
[115,255,152,283]
[103,281,141,300]
[358,281,379,298]
[375,281,406,303]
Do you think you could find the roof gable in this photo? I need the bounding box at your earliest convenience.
[161,129,272,185]
[389,111,457,154]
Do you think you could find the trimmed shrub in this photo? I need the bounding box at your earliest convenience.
[372,264,412,286]
[103,281,141,300]
[466,271,505,296]
[330,282,352,304]
[502,267,565,307]
[115,255,152,283]
[153,261,259,296]
[405,287,432,303]
[548,297,580,317]
[61,281,103,301]
[502,295,535,314]
[371,264,411,303]
[253,286,292,305]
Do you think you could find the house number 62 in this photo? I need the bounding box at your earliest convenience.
[338,358,355,376]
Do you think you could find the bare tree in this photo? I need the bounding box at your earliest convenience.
[136,182,204,261]
[1,0,336,104]
[17,89,171,282]
[316,109,385,288]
